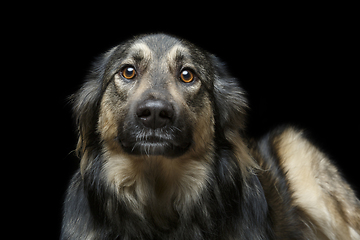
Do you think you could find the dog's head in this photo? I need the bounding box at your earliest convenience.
[73,34,248,173]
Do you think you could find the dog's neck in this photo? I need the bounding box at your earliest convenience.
[102,150,214,223]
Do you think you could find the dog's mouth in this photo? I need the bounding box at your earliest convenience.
[138,135,169,144]
[119,130,191,158]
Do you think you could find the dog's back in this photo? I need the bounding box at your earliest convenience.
[253,127,360,239]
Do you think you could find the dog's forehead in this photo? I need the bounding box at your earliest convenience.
[128,34,191,62]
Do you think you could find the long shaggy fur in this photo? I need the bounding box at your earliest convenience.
[62,34,360,239]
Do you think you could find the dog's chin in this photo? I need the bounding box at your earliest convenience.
[120,137,191,158]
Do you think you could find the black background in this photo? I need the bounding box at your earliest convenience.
[12,6,358,238]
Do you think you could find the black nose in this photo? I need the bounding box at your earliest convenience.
[136,100,174,129]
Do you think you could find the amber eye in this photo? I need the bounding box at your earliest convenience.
[180,69,194,83]
[121,67,136,79]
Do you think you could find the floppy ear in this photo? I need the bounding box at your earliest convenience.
[211,55,248,132]
[211,56,257,177]
[70,47,118,174]
[72,77,102,159]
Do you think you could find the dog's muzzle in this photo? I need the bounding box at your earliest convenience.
[118,99,191,157]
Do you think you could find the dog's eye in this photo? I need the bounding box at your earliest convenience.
[180,70,194,83]
[121,67,136,79]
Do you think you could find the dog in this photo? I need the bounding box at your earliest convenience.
[61,33,360,239]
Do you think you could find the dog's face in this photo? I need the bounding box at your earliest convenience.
[99,35,215,158]
[74,34,247,170]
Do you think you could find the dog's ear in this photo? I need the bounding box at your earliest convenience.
[71,78,102,158]
[211,56,256,176]
[211,55,248,132]
[70,47,118,174]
